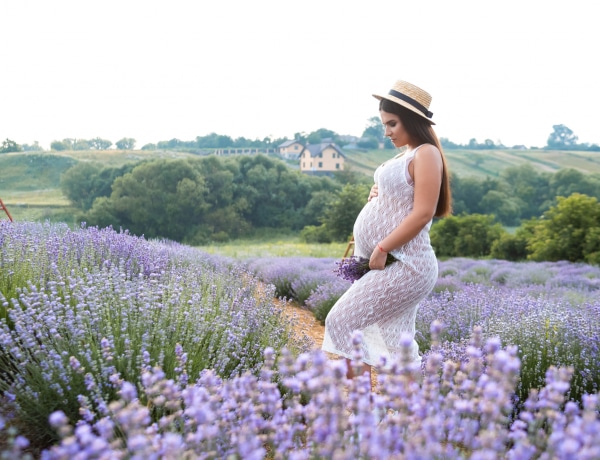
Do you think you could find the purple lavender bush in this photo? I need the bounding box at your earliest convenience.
[306,276,351,324]
[245,256,340,305]
[419,258,600,408]
[245,256,353,323]
[0,222,304,449]
[1,330,597,459]
[3,226,600,457]
[251,254,600,408]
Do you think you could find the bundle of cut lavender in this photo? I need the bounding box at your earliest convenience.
[334,253,396,282]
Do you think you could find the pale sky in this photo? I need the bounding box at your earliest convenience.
[1,0,598,150]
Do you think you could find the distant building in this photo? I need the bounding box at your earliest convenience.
[277,140,305,159]
[298,143,346,176]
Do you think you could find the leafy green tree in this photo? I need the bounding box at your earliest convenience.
[357,137,379,149]
[195,133,233,149]
[479,190,522,226]
[548,168,600,201]
[188,156,251,241]
[450,175,484,215]
[116,138,136,150]
[490,219,538,261]
[72,139,91,150]
[50,140,69,151]
[83,196,120,230]
[546,124,578,149]
[321,183,370,241]
[21,141,43,152]
[302,190,337,227]
[61,162,136,210]
[234,157,284,228]
[299,224,333,243]
[583,227,600,265]
[1,138,22,153]
[500,163,551,219]
[490,233,528,261]
[232,154,325,230]
[527,193,600,264]
[332,168,370,186]
[86,159,208,241]
[61,163,103,210]
[362,116,383,141]
[294,132,308,144]
[89,137,113,150]
[430,214,506,258]
[440,137,460,149]
[307,128,337,145]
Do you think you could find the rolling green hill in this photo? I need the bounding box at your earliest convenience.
[343,148,600,179]
[1,147,599,222]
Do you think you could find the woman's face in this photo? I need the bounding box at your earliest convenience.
[380,110,411,148]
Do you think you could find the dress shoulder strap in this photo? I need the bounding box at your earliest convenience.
[412,143,428,154]
[401,144,426,160]
[393,143,430,160]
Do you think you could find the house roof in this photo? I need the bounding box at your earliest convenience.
[278,139,303,148]
[299,143,346,159]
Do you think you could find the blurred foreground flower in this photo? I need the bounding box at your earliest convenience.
[335,253,396,282]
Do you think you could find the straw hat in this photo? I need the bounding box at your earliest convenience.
[373,80,435,124]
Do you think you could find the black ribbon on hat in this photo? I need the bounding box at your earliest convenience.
[388,89,433,118]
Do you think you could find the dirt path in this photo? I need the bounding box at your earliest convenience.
[283,301,326,349]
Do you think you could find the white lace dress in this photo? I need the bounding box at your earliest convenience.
[322,145,438,366]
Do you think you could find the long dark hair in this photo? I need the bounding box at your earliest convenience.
[379,98,452,217]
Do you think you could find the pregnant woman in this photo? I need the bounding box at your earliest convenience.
[322,80,452,384]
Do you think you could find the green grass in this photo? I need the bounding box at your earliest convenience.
[344,147,600,179]
[1,204,81,226]
[46,148,199,167]
[0,153,77,191]
[197,235,348,259]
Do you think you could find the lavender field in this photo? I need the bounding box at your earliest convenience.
[2,221,600,459]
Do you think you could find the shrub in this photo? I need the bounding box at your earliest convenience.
[0,222,303,447]
[527,193,600,264]
[417,283,600,406]
[244,257,340,305]
[306,278,350,324]
[490,232,529,261]
[4,331,600,459]
[430,213,506,257]
[299,224,333,243]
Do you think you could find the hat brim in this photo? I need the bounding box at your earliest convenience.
[373,93,435,125]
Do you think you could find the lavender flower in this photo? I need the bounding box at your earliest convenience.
[334,253,397,283]
[3,221,600,458]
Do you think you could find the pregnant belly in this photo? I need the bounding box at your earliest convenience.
[352,201,390,256]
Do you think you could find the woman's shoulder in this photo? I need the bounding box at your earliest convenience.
[413,143,439,154]
[413,143,441,159]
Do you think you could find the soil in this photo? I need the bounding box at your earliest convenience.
[283,301,326,349]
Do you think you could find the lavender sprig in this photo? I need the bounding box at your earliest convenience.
[334,253,397,283]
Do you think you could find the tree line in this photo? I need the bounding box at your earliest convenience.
[3,121,599,154]
[439,124,600,151]
[430,193,600,265]
[60,154,600,264]
[61,154,353,244]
